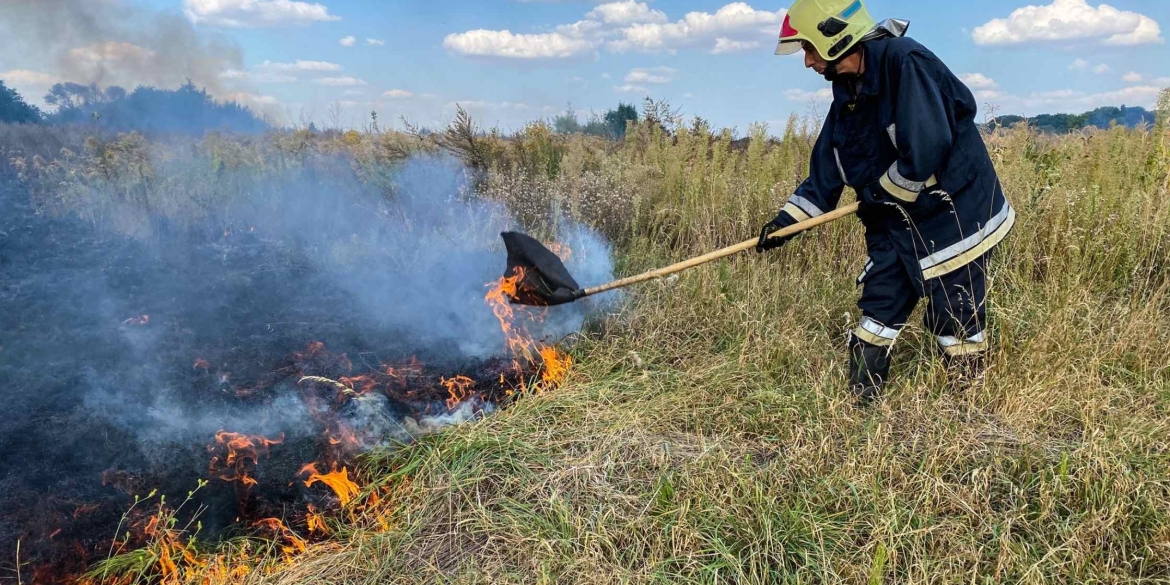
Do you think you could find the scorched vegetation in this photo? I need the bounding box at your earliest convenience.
[2,92,1170,584]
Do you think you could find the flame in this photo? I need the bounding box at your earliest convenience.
[300,463,361,506]
[305,504,328,535]
[253,518,307,557]
[441,375,475,410]
[539,346,572,388]
[485,267,536,358]
[338,374,378,395]
[484,266,574,395]
[208,431,283,488]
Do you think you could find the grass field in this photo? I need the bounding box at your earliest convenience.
[7,93,1170,584]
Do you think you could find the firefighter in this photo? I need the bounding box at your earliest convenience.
[756,0,1016,402]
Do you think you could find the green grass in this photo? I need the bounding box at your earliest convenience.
[11,96,1170,583]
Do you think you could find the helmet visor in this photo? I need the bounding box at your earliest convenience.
[775,40,803,56]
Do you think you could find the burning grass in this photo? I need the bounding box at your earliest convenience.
[4,94,1170,584]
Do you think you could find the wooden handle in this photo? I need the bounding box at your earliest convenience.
[581,202,860,298]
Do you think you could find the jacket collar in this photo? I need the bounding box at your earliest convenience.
[831,39,886,102]
[857,39,886,96]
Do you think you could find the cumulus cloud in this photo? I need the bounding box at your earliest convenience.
[784,87,833,102]
[183,0,340,28]
[1122,71,1143,83]
[613,84,649,94]
[443,29,596,60]
[1069,58,1090,70]
[624,66,675,84]
[610,3,785,53]
[960,73,998,89]
[1093,63,1111,74]
[712,38,761,54]
[340,35,356,46]
[382,89,413,98]
[972,0,1162,46]
[313,76,367,86]
[366,38,385,46]
[585,1,667,25]
[443,1,782,61]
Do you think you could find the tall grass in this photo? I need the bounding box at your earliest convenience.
[8,95,1170,583]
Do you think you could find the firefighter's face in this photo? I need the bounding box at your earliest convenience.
[802,43,862,76]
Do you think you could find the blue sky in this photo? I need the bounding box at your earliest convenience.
[2,0,1168,131]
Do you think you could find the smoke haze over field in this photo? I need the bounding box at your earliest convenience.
[0,146,614,577]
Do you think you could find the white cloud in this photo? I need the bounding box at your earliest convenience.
[444,2,783,61]
[366,38,385,46]
[1093,63,1111,74]
[975,89,1008,101]
[585,1,667,25]
[614,84,650,94]
[625,66,675,84]
[443,29,596,59]
[383,89,413,98]
[972,0,1162,46]
[313,76,367,86]
[183,0,340,28]
[960,73,998,89]
[1122,71,1143,83]
[981,85,1165,113]
[1070,58,1089,70]
[712,38,761,54]
[784,87,833,103]
[340,35,356,47]
[610,3,785,53]
[257,59,342,72]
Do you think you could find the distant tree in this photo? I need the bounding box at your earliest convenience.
[989,106,1155,134]
[45,79,268,135]
[0,79,41,123]
[553,103,581,134]
[603,102,638,140]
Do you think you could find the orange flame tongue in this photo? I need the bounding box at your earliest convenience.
[208,431,283,488]
[485,264,574,394]
[300,463,361,506]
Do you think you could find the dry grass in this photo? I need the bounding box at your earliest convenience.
[10,94,1170,584]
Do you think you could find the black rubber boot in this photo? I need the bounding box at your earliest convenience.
[851,336,884,404]
[849,334,890,405]
[942,351,989,389]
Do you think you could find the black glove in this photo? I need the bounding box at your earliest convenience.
[857,183,895,232]
[756,213,799,253]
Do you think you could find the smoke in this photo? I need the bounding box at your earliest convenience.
[0,145,616,571]
[0,0,246,107]
[71,153,613,444]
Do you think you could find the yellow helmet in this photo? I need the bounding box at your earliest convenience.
[776,0,877,61]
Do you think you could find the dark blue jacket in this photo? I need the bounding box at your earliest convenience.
[776,36,1015,294]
